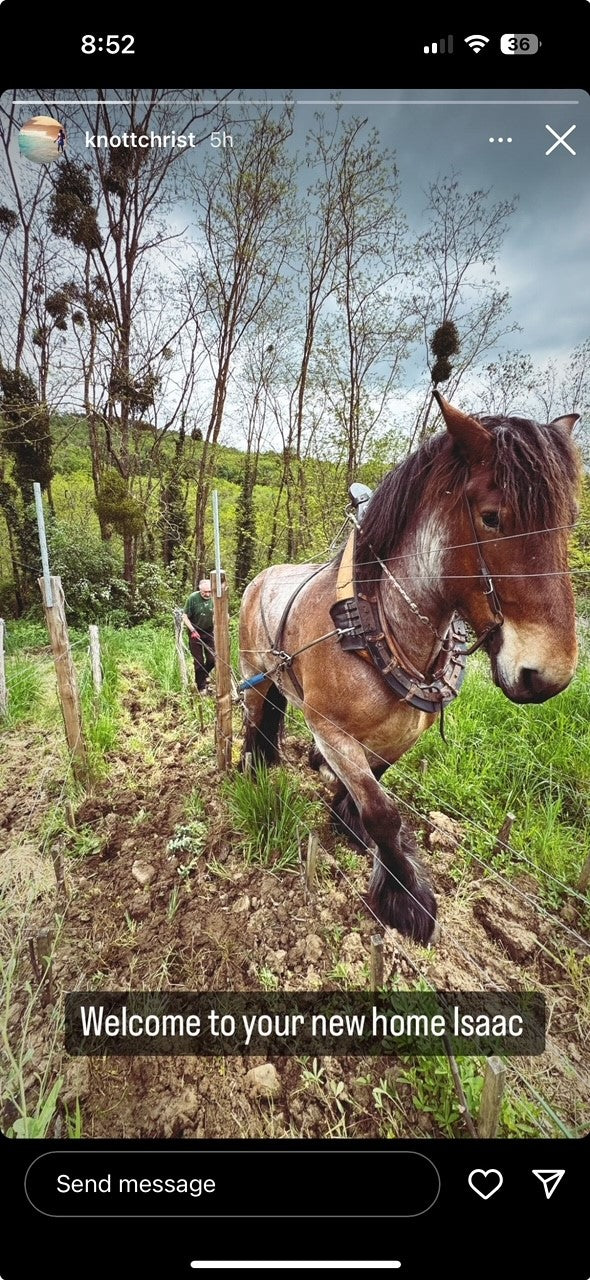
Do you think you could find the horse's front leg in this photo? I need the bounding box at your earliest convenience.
[307,715,437,944]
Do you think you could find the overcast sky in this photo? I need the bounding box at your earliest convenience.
[288,88,590,369]
[4,87,588,444]
[17,85,586,372]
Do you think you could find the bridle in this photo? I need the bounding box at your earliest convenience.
[461,495,505,655]
[251,483,507,722]
[353,488,505,663]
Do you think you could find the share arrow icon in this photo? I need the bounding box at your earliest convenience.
[532,1169,565,1199]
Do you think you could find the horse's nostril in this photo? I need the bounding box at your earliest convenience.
[521,667,542,695]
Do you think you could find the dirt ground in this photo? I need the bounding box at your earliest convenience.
[1,664,589,1140]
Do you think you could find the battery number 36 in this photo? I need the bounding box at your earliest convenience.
[500,33,540,54]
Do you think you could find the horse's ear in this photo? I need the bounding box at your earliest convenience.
[550,414,580,436]
[433,391,492,460]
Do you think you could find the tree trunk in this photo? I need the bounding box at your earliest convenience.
[123,532,136,585]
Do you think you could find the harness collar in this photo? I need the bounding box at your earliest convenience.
[258,490,505,716]
[330,523,467,714]
[330,494,505,714]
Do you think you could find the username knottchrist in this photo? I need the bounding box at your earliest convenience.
[77,1004,525,1042]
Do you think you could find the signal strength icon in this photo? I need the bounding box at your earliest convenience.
[423,35,454,54]
[465,34,490,52]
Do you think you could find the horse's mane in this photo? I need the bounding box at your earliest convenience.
[353,415,581,581]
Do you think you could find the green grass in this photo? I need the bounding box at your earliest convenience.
[1,655,45,728]
[389,653,590,898]
[102,622,183,695]
[223,762,323,870]
[395,1055,554,1138]
[3,619,48,654]
[80,630,122,772]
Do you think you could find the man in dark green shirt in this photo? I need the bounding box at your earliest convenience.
[183,579,215,691]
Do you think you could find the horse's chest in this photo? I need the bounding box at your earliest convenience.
[364,705,437,764]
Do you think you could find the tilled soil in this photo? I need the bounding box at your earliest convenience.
[1,666,589,1140]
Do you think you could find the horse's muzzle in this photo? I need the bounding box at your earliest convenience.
[493,663,573,704]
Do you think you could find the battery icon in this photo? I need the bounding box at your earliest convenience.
[501,33,540,54]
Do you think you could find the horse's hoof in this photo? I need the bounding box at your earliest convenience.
[428,919,441,946]
[319,764,336,783]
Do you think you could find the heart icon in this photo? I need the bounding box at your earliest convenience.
[468,1168,504,1200]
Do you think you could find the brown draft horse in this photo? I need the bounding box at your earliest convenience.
[239,396,582,943]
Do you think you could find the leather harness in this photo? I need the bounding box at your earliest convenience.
[256,491,504,718]
[329,524,468,714]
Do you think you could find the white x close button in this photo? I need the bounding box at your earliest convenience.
[545,124,576,156]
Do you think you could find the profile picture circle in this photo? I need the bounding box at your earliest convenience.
[18,116,66,164]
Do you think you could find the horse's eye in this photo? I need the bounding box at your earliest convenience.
[481,511,500,529]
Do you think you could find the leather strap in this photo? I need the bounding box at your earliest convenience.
[330,524,467,713]
[336,527,356,602]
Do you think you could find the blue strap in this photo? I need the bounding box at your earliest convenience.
[237,672,269,692]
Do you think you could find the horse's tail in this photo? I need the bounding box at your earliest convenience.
[242,679,286,766]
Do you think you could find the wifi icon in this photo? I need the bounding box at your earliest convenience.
[465,34,490,52]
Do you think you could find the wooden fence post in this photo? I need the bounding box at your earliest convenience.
[370,934,384,988]
[173,608,188,690]
[478,1055,507,1137]
[211,569,232,771]
[305,832,319,894]
[0,619,6,716]
[39,575,87,784]
[88,624,102,696]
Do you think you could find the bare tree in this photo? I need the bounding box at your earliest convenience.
[188,103,295,580]
[52,89,219,581]
[409,174,519,448]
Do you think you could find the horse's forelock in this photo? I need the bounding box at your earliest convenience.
[352,414,581,576]
[476,414,581,530]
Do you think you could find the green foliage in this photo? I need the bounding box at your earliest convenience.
[48,162,102,250]
[184,789,206,821]
[6,1076,64,1138]
[167,820,208,857]
[234,468,257,591]
[2,655,44,728]
[397,1056,483,1136]
[160,467,189,569]
[0,366,52,603]
[48,518,122,627]
[224,762,322,870]
[0,365,52,490]
[80,629,121,770]
[66,826,103,859]
[125,561,179,624]
[94,469,144,538]
[0,578,18,617]
[64,1096,83,1139]
[3,619,47,653]
[391,654,590,896]
[571,475,590,614]
[106,622,182,692]
[396,1055,556,1138]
